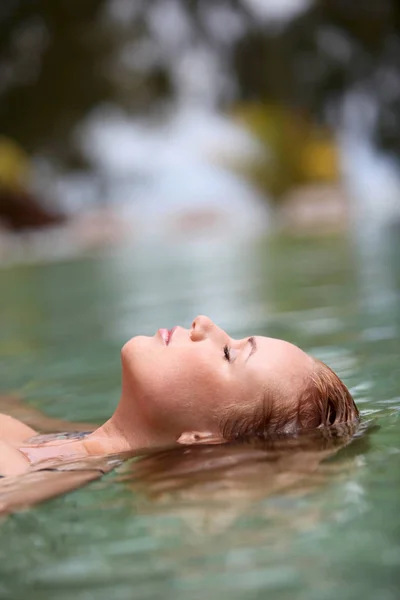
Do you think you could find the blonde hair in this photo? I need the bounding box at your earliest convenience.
[220,358,359,441]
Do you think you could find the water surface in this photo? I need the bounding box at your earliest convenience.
[0,234,399,600]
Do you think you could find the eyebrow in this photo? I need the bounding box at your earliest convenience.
[245,336,257,362]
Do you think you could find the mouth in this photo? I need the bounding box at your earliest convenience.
[158,327,176,346]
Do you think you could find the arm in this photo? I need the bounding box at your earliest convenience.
[0,454,116,513]
[0,440,31,475]
[0,469,103,515]
[0,394,98,434]
[0,414,37,446]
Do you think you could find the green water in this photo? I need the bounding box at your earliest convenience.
[0,234,399,600]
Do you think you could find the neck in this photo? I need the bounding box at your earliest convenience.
[84,387,161,456]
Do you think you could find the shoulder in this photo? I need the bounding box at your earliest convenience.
[0,414,37,447]
[0,439,30,476]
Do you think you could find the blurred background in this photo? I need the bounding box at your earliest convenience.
[1,0,400,252]
[1,3,400,600]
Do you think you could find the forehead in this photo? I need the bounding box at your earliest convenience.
[248,336,313,391]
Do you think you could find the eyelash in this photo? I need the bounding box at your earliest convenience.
[223,345,231,362]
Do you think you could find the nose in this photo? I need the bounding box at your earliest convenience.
[190,315,215,342]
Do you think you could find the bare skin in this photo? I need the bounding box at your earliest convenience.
[0,400,115,514]
[0,426,361,518]
[0,315,315,477]
[0,396,97,475]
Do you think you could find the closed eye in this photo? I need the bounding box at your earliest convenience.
[223,344,238,363]
[223,345,231,362]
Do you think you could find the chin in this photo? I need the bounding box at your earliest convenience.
[121,335,162,388]
[121,335,148,363]
[121,335,168,411]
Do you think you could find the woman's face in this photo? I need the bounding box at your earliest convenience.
[121,316,313,443]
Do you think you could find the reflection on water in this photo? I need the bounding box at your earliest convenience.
[0,233,400,600]
[118,424,363,521]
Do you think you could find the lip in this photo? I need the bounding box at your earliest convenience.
[158,327,176,346]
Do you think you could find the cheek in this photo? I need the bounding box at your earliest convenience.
[121,337,192,399]
[122,339,230,428]
[155,353,218,408]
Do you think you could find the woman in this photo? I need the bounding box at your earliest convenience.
[0,315,359,477]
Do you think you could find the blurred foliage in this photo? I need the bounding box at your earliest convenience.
[233,104,302,199]
[0,0,111,165]
[282,0,400,154]
[0,136,30,190]
[232,104,338,199]
[0,0,399,167]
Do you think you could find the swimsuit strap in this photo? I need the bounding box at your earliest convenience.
[26,431,92,444]
[0,466,106,478]
[32,466,107,475]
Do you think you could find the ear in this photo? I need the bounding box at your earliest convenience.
[177,431,225,446]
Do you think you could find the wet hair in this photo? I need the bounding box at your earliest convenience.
[220,358,359,441]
